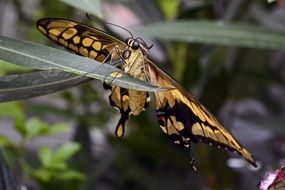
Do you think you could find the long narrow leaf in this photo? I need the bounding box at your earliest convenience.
[0,70,90,102]
[0,35,165,92]
[137,20,285,49]
[59,0,102,18]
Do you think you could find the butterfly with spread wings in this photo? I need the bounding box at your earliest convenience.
[37,18,257,169]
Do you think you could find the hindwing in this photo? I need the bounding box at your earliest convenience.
[145,59,257,167]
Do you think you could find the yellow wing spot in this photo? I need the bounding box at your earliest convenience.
[82,38,93,47]
[73,35,81,44]
[116,124,124,138]
[62,28,77,40]
[194,106,206,122]
[96,54,106,62]
[192,122,204,136]
[202,124,218,142]
[121,95,129,111]
[92,41,102,51]
[166,120,180,136]
[122,94,129,102]
[205,113,217,127]
[48,33,58,41]
[214,130,227,145]
[58,38,68,47]
[110,71,123,78]
[146,96,151,102]
[102,44,109,50]
[174,140,180,144]
[200,109,214,126]
[160,125,167,133]
[69,44,79,52]
[89,50,97,59]
[48,21,76,28]
[79,46,88,57]
[49,28,64,36]
[37,26,47,35]
[170,116,185,131]
[190,102,199,117]
[203,124,219,143]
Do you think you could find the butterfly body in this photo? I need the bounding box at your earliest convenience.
[37,18,257,168]
[108,47,150,136]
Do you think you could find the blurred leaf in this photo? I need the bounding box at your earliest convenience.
[0,102,25,122]
[137,20,285,49]
[0,135,13,147]
[58,170,85,181]
[33,168,52,182]
[39,146,53,168]
[52,143,81,163]
[47,123,69,135]
[156,0,180,19]
[24,118,68,139]
[0,102,26,134]
[0,70,91,102]
[59,0,102,18]
[24,118,49,139]
[0,35,167,92]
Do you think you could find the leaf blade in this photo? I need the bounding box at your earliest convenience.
[0,35,166,92]
[137,20,285,49]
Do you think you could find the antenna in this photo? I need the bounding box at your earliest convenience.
[86,13,133,38]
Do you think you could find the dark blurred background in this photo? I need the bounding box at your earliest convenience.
[0,0,285,189]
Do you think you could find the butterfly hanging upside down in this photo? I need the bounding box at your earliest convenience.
[37,18,257,169]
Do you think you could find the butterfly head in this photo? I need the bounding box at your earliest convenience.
[125,37,153,56]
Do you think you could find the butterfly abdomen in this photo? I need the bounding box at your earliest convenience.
[128,90,150,115]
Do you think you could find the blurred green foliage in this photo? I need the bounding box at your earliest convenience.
[0,0,285,190]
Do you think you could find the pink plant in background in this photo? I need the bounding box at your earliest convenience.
[258,166,285,190]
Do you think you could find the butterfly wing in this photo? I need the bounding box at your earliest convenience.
[37,18,126,62]
[145,59,257,167]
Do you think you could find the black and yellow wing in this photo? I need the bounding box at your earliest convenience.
[145,59,257,167]
[37,18,126,62]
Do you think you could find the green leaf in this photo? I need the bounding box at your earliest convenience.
[24,118,49,139]
[156,0,180,19]
[59,0,102,18]
[39,146,53,167]
[0,35,167,92]
[33,168,52,182]
[57,170,85,181]
[0,102,26,134]
[0,70,91,102]
[137,20,285,49]
[0,135,13,147]
[52,142,81,162]
[0,102,25,122]
[47,123,69,135]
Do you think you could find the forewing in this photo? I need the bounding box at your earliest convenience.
[37,18,126,62]
[145,59,257,167]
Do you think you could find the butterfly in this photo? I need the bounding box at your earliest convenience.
[37,18,257,169]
